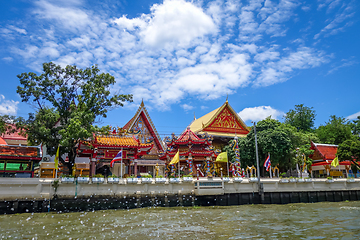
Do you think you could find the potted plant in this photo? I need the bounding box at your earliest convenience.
[249,175,258,182]
[92,174,105,183]
[326,176,334,183]
[126,175,139,184]
[141,174,153,183]
[155,175,167,183]
[77,175,90,183]
[289,176,297,183]
[169,175,180,183]
[107,174,119,184]
[304,177,312,182]
[60,175,75,183]
[233,176,243,182]
[346,177,355,183]
[297,178,305,183]
[182,174,193,182]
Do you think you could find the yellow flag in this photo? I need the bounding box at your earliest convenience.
[170,150,180,165]
[216,152,228,162]
[54,146,60,169]
[331,156,339,167]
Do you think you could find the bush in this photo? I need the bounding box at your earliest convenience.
[93,174,104,178]
[141,174,152,178]
[108,174,118,178]
[156,175,164,178]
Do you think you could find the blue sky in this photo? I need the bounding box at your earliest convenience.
[0,0,359,138]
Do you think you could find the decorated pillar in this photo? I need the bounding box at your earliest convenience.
[188,154,193,176]
[206,157,210,177]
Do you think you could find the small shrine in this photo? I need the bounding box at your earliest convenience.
[160,128,217,177]
[309,142,354,178]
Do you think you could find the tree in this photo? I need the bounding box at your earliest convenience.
[284,104,316,132]
[350,116,360,138]
[16,62,132,173]
[316,115,353,145]
[337,139,360,173]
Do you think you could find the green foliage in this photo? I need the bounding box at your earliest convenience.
[337,139,360,161]
[223,117,318,175]
[16,62,132,172]
[141,174,152,178]
[284,104,316,132]
[93,174,104,178]
[350,116,360,138]
[156,175,164,178]
[316,115,353,145]
[108,175,118,178]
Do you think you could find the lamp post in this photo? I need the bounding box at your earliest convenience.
[253,122,261,194]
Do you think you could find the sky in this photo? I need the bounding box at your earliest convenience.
[0,0,359,138]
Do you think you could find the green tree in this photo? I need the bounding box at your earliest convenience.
[284,104,316,132]
[337,139,360,173]
[16,62,132,172]
[350,116,360,138]
[316,115,352,145]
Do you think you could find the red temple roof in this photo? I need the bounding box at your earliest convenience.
[0,137,7,145]
[310,142,337,161]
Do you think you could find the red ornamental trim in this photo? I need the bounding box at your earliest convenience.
[203,126,249,134]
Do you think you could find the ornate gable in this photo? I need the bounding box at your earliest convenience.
[202,102,249,135]
[123,101,165,153]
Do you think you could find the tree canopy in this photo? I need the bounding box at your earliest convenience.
[316,115,353,145]
[284,104,316,132]
[16,62,132,172]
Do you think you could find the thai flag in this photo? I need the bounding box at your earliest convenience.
[264,154,271,171]
[110,150,122,168]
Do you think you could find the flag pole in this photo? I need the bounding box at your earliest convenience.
[120,147,123,178]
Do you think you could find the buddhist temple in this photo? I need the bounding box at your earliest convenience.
[189,100,250,151]
[309,142,351,178]
[77,101,165,177]
[160,127,217,177]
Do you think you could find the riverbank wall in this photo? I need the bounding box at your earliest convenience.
[1,177,360,214]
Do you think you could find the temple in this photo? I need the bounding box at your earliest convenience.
[189,100,250,150]
[160,128,217,177]
[77,101,165,177]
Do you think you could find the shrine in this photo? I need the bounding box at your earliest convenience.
[160,127,217,177]
[309,142,352,178]
[189,100,250,151]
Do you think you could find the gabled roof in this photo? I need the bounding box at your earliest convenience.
[189,100,250,137]
[310,142,338,161]
[1,124,27,142]
[0,137,7,145]
[123,100,165,152]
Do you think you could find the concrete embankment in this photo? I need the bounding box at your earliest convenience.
[1,178,360,214]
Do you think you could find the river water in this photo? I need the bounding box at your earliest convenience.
[1,201,359,239]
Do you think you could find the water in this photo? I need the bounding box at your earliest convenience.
[1,201,360,239]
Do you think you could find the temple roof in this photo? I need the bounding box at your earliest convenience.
[1,124,27,143]
[0,145,41,159]
[0,137,7,145]
[94,135,153,148]
[310,142,338,161]
[123,100,165,152]
[189,100,250,138]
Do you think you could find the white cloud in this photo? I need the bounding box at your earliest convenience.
[239,106,283,122]
[181,104,194,111]
[346,111,360,120]
[0,95,19,115]
[136,0,217,48]
[5,0,352,111]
